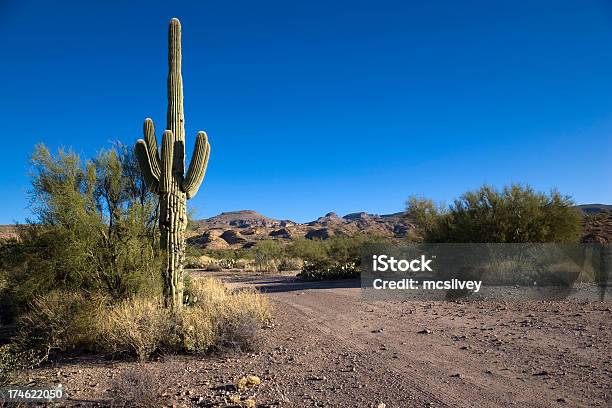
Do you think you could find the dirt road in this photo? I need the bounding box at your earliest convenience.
[29,271,611,407]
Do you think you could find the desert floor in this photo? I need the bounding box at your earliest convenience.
[24,271,611,407]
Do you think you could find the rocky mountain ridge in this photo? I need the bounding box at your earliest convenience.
[186,206,612,249]
[187,210,414,249]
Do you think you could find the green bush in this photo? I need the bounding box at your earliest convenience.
[203,248,253,261]
[406,184,582,243]
[287,238,328,262]
[0,143,165,371]
[1,144,161,315]
[298,259,359,280]
[252,240,283,271]
[291,235,391,280]
[0,143,272,374]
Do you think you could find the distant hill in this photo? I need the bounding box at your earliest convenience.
[0,225,18,240]
[186,205,612,249]
[186,210,414,249]
[576,204,612,214]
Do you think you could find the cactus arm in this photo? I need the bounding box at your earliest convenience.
[159,130,174,193]
[143,118,161,179]
[134,139,159,192]
[183,131,210,199]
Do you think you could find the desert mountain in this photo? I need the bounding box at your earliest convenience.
[576,204,612,214]
[186,210,414,249]
[186,205,612,249]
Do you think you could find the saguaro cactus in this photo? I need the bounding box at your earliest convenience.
[135,18,211,309]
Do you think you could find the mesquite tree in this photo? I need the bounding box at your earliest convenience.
[135,18,210,309]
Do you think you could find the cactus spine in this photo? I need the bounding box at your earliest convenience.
[135,18,210,309]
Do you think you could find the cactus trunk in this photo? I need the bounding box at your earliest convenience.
[160,191,186,309]
[135,18,211,310]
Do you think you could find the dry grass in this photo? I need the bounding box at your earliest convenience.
[184,277,272,352]
[107,365,163,407]
[179,305,215,352]
[187,277,272,323]
[12,277,271,362]
[98,277,271,357]
[17,291,105,355]
[96,297,174,360]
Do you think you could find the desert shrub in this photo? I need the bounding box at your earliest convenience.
[214,314,260,352]
[298,260,359,280]
[1,291,105,383]
[11,279,270,361]
[0,263,13,325]
[252,240,283,271]
[107,365,164,408]
[0,344,19,385]
[277,257,303,271]
[203,248,253,261]
[406,184,582,243]
[184,256,223,271]
[88,277,273,356]
[233,259,251,269]
[16,291,105,358]
[2,144,161,315]
[0,344,43,385]
[287,238,327,262]
[185,277,229,306]
[0,343,52,386]
[186,278,272,323]
[96,297,174,360]
[291,235,391,280]
[0,143,166,375]
[183,278,271,352]
[184,256,205,269]
[179,306,215,352]
[228,287,273,323]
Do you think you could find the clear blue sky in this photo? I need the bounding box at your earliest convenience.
[1,0,611,224]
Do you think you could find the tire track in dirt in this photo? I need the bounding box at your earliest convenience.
[269,288,567,408]
[231,272,609,408]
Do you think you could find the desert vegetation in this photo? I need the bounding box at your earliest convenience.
[0,143,270,385]
[0,19,272,386]
[185,184,585,282]
[406,184,583,243]
[193,184,584,281]
[186,235,391,280]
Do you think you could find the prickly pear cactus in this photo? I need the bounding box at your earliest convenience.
[135,18,210,309]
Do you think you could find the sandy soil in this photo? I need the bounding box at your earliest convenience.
[22,271,612,407]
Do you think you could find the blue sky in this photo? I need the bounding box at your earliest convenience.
[1,0,611,223]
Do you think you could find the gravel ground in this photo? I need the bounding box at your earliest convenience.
[21,271,612,407]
